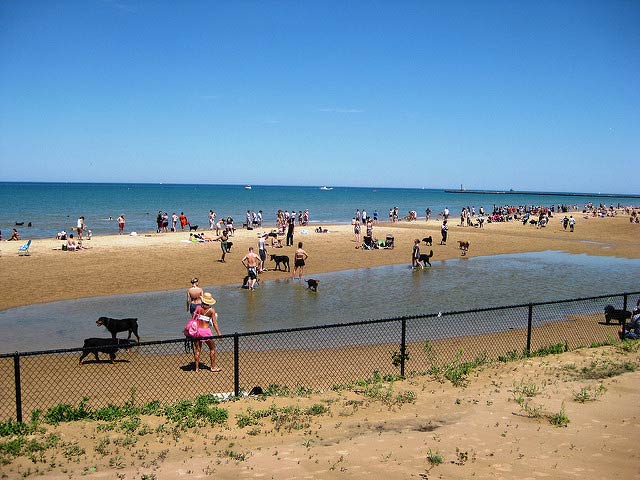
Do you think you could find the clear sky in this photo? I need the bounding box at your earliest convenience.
[1,1,638,192]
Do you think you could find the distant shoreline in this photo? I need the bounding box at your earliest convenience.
[444,189,640,199]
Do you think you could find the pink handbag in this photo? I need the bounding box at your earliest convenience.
[184,312,199,338]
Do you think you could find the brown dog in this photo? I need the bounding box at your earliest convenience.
[458,240,470,255]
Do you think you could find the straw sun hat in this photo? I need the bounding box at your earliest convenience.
[201,292,216,306]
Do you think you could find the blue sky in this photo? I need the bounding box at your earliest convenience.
[1,1,638,192]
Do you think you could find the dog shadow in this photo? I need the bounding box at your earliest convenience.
[80,359,130,365]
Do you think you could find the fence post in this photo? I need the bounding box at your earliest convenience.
[13,353,22,423]
[400,318,407,377]
[233,333,240,397]
[526,304,533,355]
[623,293,628,312]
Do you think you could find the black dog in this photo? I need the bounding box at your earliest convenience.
[189,224,198,231]
[422,236,433,246]
[79,338,135,364]
[418,249,434,267]
[226,241,233,252]
[529,219,537,226]
[96,316,140,342]
[604,305,631,325]
[241,275,259,289]
[270,254,290,271]
[306,279,319,292]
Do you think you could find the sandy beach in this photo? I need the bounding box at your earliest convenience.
[1,214,638,312]
[1,213,639,479]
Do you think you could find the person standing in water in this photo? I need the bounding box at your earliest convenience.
[292,241,308,279]
[186,277,203,314]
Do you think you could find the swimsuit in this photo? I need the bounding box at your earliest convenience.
[194,311,213,338]
[247,266,258,279]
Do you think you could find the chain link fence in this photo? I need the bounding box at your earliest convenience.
[1,291,637,422]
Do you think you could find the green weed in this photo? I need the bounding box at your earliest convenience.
[221,449,250,461]
[573,383,607,403]
[427,449,443,465]
[576,360,636,380]
[498,342,569,363]
[589,335,618,348]
[549,403,570,427]
[513,380,540,398]
[95,437,110,456]
[618,339,640,353]
[424,346,488,387]
[391,350,409,368]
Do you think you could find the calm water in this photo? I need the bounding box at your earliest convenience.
[2,182,638,239]
[1,251,638,353]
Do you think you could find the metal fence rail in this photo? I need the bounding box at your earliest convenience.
[1,291,637,422]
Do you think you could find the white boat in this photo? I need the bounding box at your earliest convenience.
[320,186,333,190]
[244,185,252,190]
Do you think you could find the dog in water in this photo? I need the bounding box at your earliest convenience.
[189,224,199,231]
[242,275,260,289]
[604,304,632,325]
[418,249,434,267]
[422,236,433,246]
[305,279,319,292]
[79,338,135,364]
[270,254,290,271]
[458,240,470,255]
[96,317,140,342]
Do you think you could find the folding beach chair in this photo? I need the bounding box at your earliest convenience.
[384,234,394,249]
[18,239,31,256]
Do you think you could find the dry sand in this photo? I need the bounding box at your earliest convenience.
[1,213,639,479]
[2,344,639,479]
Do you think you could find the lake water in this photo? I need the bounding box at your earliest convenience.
[2,182,638,240]
[1,251,638,353]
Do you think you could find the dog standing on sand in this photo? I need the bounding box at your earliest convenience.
[603,304,631,325]
[270,254,290,272]
[422,236,433,246]
[458,240,470,255]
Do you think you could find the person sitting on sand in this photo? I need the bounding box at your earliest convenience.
[67,234,78,251]
[621,306,640,340]
[56,230,67,240]
[8,228,20,241]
